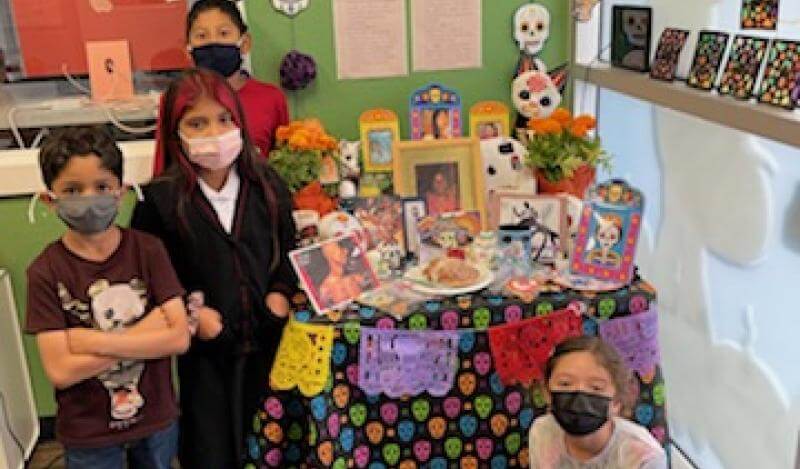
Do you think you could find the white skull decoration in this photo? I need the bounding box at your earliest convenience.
[512,70,564,120]
[272,0,309,17]
[623,9,649,47]
[480,137,535,196]
[514,4,551,56]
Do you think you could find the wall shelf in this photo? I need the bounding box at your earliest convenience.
[573,63,800,148]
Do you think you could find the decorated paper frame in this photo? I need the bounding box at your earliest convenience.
[409,83,462,140]
[571,180,644,284]
[488,192,568,263]
[392,137,487,227]
[359,109,400,172]
[289,233,381,315]
[401,197,428,257]
[469,101,510,140]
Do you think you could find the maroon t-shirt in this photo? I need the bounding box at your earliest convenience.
[25,228,185,448]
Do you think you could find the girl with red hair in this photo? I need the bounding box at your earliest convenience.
[130,68,297,468]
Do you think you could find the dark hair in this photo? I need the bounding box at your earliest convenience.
[38,126,123,189]
[544,336,631,401]
[156,68,281,272]
[432,108,450,139]
[187,0,248,38]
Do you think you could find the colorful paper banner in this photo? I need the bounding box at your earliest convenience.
[270,320,335,396]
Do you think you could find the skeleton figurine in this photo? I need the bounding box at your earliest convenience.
[514,3,550,77]
[621,9,650,69]
[338,140,361,199]
[512,67,568,138]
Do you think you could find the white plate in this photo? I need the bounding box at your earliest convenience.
[404,263,494,296]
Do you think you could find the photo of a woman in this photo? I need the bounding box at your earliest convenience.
[416,163,460,215]
[433,108,452,139]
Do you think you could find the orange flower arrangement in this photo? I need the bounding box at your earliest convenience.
[275,118,338,152]
[527,109,597,139]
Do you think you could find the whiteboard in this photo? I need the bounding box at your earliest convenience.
[0,269,38,469]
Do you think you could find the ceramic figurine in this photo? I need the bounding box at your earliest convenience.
[512,67,568,137]
[338,140,362,199]
[480,137,536,197]
[514,3,550,76]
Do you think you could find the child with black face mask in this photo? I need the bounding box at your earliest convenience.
[152,0,289,174]
[530,336,666,468]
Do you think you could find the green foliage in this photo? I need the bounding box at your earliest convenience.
[526,132,612,183]
[268,146,324,192]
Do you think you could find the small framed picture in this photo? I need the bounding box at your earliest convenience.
[571,180,644,284]
[359,109,400,173]
[469,101,510,140]
[741,0,779,30]
[687,31,730,91]
[351,196,405,252]
[611,6,653,73]
[289,234,380,315]
[650,28,690,82]
[409,83,462,140]
[393,138,486,227]
[401,197,427,257]
[718,35,770,100]
[488,192,568,264]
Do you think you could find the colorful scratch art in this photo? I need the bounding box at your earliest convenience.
[718,35,770,100]
[757,39,800,109]
[687,31,730,91]
[741,0,779,30]
[358,328,460,398]
[650,28,690,81]
[599,308,660,376]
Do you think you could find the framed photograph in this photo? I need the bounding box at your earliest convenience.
[469,101,510,140]
[611,6,653,72]
[289,233,380,315]
[359,109,400,172]
[393,138,486,227]
[416,211,482,264]
[571,180,644,284]
[687,31,730,91]
[650,28,690,82]
[488,192,568,264]
[409,83,463,140]
[401,197,428,257]
[351,196,405,252]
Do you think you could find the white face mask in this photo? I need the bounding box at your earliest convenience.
[179,128,243,171]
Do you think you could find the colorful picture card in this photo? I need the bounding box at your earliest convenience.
[687,31,730,91]
[718,35,770,100]
[757,39,800,109]
[650,28,690,81]
[351,196,405,252]
[741,0,779,30]
[409,83,462,140]
[417,210,482,264]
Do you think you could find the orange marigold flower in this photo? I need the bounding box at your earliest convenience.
[540,119,563,135]
[551,108,572,125]
[573,115,597,130]
[568,123,588,138]
[275,126,291,142]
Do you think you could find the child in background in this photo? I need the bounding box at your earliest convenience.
[131,68,297,468]
[152,0,289,174]
[26,127,190,468]
[529,336,666,468]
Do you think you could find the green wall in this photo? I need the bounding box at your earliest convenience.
[3,0,568,416]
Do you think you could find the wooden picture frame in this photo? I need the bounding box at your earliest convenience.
[409,83,463,140]
[469,101,510,140]
[359,109,400,173]
[488,191,568,264]
[392,137,486,227]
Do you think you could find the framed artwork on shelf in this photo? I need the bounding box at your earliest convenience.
[409,83,462,140]
[469,101,510,140]
[571,180,644,285]
[687,31,730,91]
[610,6,653,73]
[359,109,400,172]
[757,39,800,110]
[718,35,770,100]
[487,192,568,264]
[650,28,690,82]
[741,0,779,30]
[392,138,486,227]
[401,197,428,257]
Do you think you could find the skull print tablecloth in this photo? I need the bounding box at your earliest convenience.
[244,277,668,468]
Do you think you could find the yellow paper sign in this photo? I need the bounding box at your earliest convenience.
[270,320,335,396]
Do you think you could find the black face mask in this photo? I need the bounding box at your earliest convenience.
[191,43,242,77]
[550,391,611,436]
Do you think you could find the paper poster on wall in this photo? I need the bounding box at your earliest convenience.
[411,0,482,71]
[333,0,408,79]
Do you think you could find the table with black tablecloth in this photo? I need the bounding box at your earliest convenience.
[244,277,668,469]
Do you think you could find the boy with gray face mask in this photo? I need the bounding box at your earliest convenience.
[25,126,192,468]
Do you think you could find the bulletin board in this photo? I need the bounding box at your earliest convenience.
[244,0,569,140]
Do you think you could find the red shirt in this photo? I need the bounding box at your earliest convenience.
[152,77,289,175]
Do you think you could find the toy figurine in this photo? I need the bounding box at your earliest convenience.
[338,140,362,199]
[480,137,535,197]
[512,67,568,139]
[514,3,550,76]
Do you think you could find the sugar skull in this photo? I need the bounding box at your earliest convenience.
[490,414,510,437]
[265,448,282,467]
[514,4,550,56]
[317,441,333,466]
[332,342,347,365]
[263,422,283,444]
[473,307,491,330]
[474,395,494,419]
[383,443,401,466]
[425,419,445,443]
[412,399,431,422]
[354,445,370,468]
[397,420,416,442]
[504,304,523,323]
[333,384,350,409]
[519,408,534,430]
[343,321,361,344]
[505,432,521,454]
[310,395,327,421]
[346,364,359,385]
[441,310,459,330]
[653,382,666,406]
[629,294,649,313]
[409,313,428,330]
[535,301,554,316]
[445,437,464,459]
[288,421,303,441]
[460,456,479,469]
[366,421,385,445]
[459,331,476,353]
[264,396,284,419]
[424,300,442,313]
[430,457,448,469]
[532,384,547,408]
[518,448,530,467]
[456,295,473,309]
[583,317,598,336]
[458,373,477,396]
[340,427,354,452]
[286,443,302,463]
[473,352,492,376]
[349,403,367,427]
[489,373,505,394]
[443,396,462,419]
[491,455,508,469]
[459,415,478,437]
[380,402,399,425]
[272,0,309,17]
[413,440,432,462]
[399,461,417,469]
[476,437,494,460]
[636,403,655,425]
[505,391,522,415]
[376,317,395,329]
[512,70,564,121]
[598,298,617,319]
[327,412,340,438]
